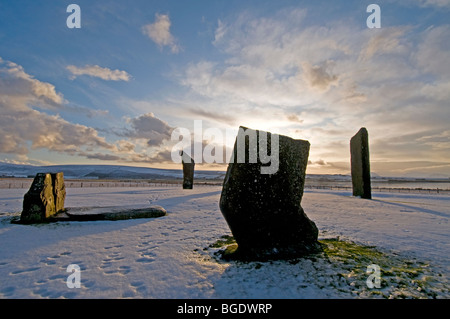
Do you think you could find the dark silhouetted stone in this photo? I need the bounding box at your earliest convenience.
[181,151,195,189]
[350,127,372,199]
[21,172,66,223]
[219,126,320,260]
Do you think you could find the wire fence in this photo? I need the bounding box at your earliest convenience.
[304,185,450,195]
[1,178,449,195]
[0,178,222,189]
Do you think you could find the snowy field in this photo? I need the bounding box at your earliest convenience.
[0,185,448,299]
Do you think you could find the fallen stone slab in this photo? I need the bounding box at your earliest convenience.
[55,205,167,221]
[13,205,167,223]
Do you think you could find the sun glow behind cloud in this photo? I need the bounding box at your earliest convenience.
[176,9,450,176]
[0,1,449,177]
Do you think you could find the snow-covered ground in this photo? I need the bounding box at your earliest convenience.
[0,186,448,298]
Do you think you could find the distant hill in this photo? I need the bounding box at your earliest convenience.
[0,162,226,180]
[2,162,448,183]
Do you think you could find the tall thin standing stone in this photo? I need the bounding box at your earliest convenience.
[52,172,66,213]
[181,151,195,189]
[350,127,372,199]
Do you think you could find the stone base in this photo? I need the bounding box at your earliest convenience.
[182,182,193,189]
[221,242,323,262]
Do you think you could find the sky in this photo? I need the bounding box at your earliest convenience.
[0,0,449,177]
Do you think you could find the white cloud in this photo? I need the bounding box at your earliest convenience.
[417,130,450,150]
[122,112,174,147]
[413,25,450,78]
[420,81,450,101]
[214,19,227,43]
[0,58,177,165]
[0,60,64,106]
[0,58,119,159]
[142,14,180,53]
[301,61,339,92]
[394,0,450,9]
[0,101,115,156]
[417,0,450,8]
[359,27,411,61]
[182,12,365,110]
[177,11,450,176]
[66,65,131,81]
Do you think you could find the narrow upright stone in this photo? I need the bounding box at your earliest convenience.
[219,126,320,260]
[181,151,195,189]
[21,173,57,223]
[52,172,66,213]
[350,127,372,199]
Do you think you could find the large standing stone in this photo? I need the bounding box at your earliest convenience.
[219,126,320,260]
[21,172,66,223]
[350,127,372,199]
[181,151,195,189]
